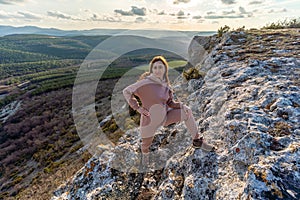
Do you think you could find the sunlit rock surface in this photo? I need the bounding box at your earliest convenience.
[52,29,299,200]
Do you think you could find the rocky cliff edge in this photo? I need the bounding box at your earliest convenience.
[52,28,300,200]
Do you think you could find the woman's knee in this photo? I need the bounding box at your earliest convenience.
[182,106,191,121]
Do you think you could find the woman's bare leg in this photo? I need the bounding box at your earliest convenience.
[163,106,215,151]
[140,136,154,165]
[163,107,200,139]
[141,136,154,153]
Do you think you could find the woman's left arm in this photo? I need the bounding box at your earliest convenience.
[166,90,182,109]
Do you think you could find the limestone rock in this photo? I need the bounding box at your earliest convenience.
[52,29,300,200]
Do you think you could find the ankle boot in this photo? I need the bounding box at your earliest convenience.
[193,137,216,152]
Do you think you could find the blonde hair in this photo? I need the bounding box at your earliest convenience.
[139,56,170,85]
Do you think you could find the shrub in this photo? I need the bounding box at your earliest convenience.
[217,25,231,37]
[263,18,300,29]
[235,26,245,32]
[182,67,204,81]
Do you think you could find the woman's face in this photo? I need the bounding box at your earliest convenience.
[152,61,166,80]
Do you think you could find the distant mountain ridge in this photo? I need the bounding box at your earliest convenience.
[0,25,215,37]
[0,25,127,36]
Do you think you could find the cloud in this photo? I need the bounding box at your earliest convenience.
[249,1,263,5]
[90,14,121,22]
[239,7,247,14]
[177,10,185,16]
[207,11,216,15]
[221,0,236,5]
[205,6,253,20]
[175,10,187,19]
[48,11,72,19]
[196,19,205,23]
[157,10,166,15]
[17,11,41,20]
[0,10,42,20]
[192,15,202,19]
[47,11,82,21]
[0,0,25,5]
[131,6,146,16]
[204,15,244,19]
[173,0,190,4]
[239,6,253,17]
[223,10,235,15]
[114,9,133,16]
[268,8,287,13]
[135,17,146,23]
[0,10,13,18]
[149,9,157,14]
[149,9,166,15]
[114,6,146,16]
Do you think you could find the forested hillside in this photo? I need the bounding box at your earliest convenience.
[0,34,111,63]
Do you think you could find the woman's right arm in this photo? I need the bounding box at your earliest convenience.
[123,80,150,117]
[123,82,141,111]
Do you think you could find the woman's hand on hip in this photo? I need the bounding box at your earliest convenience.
[137,107,150,117]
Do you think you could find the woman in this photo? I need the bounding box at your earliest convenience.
[123,56,215,164]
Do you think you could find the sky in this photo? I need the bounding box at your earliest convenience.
[0,0,299,31]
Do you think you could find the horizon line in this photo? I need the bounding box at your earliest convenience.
[0,24,217,32]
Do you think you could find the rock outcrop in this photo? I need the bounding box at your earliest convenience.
[52,29,300,200]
